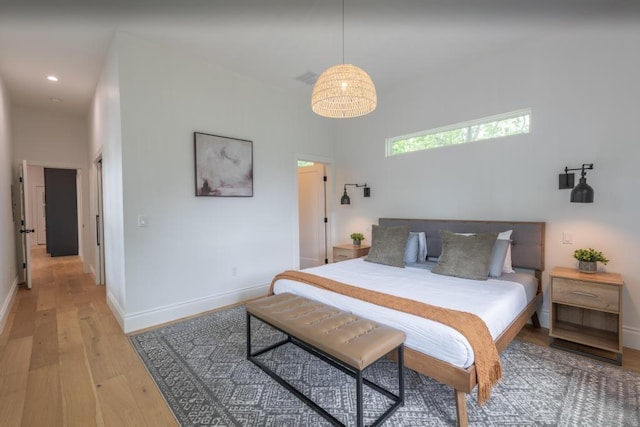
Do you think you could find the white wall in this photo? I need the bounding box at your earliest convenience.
[334,25,640,349]
[89,38,126,322]
[99,33,334,331]
[11,106,91,271]
[0,76,18,333]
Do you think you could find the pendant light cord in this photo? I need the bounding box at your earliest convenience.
[342,0,345,64]
[311,0,377,118]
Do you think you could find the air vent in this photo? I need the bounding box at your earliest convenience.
[295,71,318,86]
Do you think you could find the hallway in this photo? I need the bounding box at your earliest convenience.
[0,247,176,426]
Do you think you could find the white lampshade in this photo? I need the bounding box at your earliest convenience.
[311,63,377,118]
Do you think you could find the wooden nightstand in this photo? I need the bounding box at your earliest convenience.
[549,266,624,365]
[332,244,370,263]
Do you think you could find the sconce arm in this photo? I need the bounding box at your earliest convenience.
[564,163,594,177]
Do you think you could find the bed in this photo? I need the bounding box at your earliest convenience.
[271,218,545,426]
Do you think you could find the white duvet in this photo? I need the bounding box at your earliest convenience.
[272,258,532,368]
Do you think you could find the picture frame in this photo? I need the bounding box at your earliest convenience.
[194,132,253,197]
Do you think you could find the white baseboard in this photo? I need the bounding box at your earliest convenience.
[0,277,19,335]
[89,265,96,283]
[539,308,550,329]
[121,283,270,334]
[106,291,126,332]
[623,326,640,351]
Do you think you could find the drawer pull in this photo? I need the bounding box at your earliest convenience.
[570,291,598,298]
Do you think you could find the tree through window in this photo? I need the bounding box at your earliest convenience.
[386,109,531,156]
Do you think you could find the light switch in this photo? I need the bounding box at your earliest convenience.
[138,215,148,227]
[562,232,572,244]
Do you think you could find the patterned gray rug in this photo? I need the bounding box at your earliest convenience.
[129,306,640,426]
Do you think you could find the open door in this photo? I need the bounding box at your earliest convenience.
[18,160,34,289]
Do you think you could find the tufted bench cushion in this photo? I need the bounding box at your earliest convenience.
[246,292,405,370]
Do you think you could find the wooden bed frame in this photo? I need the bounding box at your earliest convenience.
[378,218,546,427]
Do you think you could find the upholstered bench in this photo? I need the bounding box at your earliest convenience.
[246,292,405,427]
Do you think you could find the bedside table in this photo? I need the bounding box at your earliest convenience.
[549,266,624,365]
[332,244,370,263]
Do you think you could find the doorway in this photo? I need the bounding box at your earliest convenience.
[24,165,80,254]
[26,165,46,247]
[16,161,83,287]
[297,160,330,269]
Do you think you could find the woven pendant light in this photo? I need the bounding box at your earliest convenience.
[311,0,377,118]
[311,64,377,118]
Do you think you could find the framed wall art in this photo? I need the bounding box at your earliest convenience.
[194,132,253,197]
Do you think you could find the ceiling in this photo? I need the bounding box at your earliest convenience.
[1,0,638,116]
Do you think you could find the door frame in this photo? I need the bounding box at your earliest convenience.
[19,159,86,275]
[293,154,334,269]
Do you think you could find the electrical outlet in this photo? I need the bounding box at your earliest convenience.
[562,232,573,244]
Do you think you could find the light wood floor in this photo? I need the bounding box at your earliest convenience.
[0,247,177,426]
[1,249,639,426]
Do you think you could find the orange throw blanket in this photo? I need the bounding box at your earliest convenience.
[270,270,502,405]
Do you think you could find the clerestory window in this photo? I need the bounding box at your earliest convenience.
[386,108,531,157]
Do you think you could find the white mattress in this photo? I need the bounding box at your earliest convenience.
[272,258,535,368]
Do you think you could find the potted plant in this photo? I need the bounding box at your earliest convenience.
[573,248,609,274]
[350,232,365,247]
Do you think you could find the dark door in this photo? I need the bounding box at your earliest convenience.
[44,168,78,257]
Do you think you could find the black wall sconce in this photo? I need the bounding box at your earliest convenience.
[559,163,594,203]
[341,183,370,205]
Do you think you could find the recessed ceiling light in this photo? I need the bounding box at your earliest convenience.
[47,76,59,82]
[49,97,63,103]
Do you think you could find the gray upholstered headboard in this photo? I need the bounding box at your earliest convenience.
[379,218,545,272]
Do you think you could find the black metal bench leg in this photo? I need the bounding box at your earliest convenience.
[357,369,364,427]
[246,311,251,360]
[247,312,405,426]
[399,345,405,406]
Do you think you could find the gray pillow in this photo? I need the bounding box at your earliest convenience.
[489,239,510,278]
[432,231,498,280]
[365,225,411,268]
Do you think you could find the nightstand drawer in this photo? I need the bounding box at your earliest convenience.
[332,245,370,263]
[552,278,619,312]
[333,251,352,261]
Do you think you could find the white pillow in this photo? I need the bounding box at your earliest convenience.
[498,230,515,273]
[404,233,419,263]
[416,232,427,261]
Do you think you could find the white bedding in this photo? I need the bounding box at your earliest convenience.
[272,258,534,368]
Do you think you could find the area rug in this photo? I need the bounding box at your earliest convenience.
[130,306,640,426]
